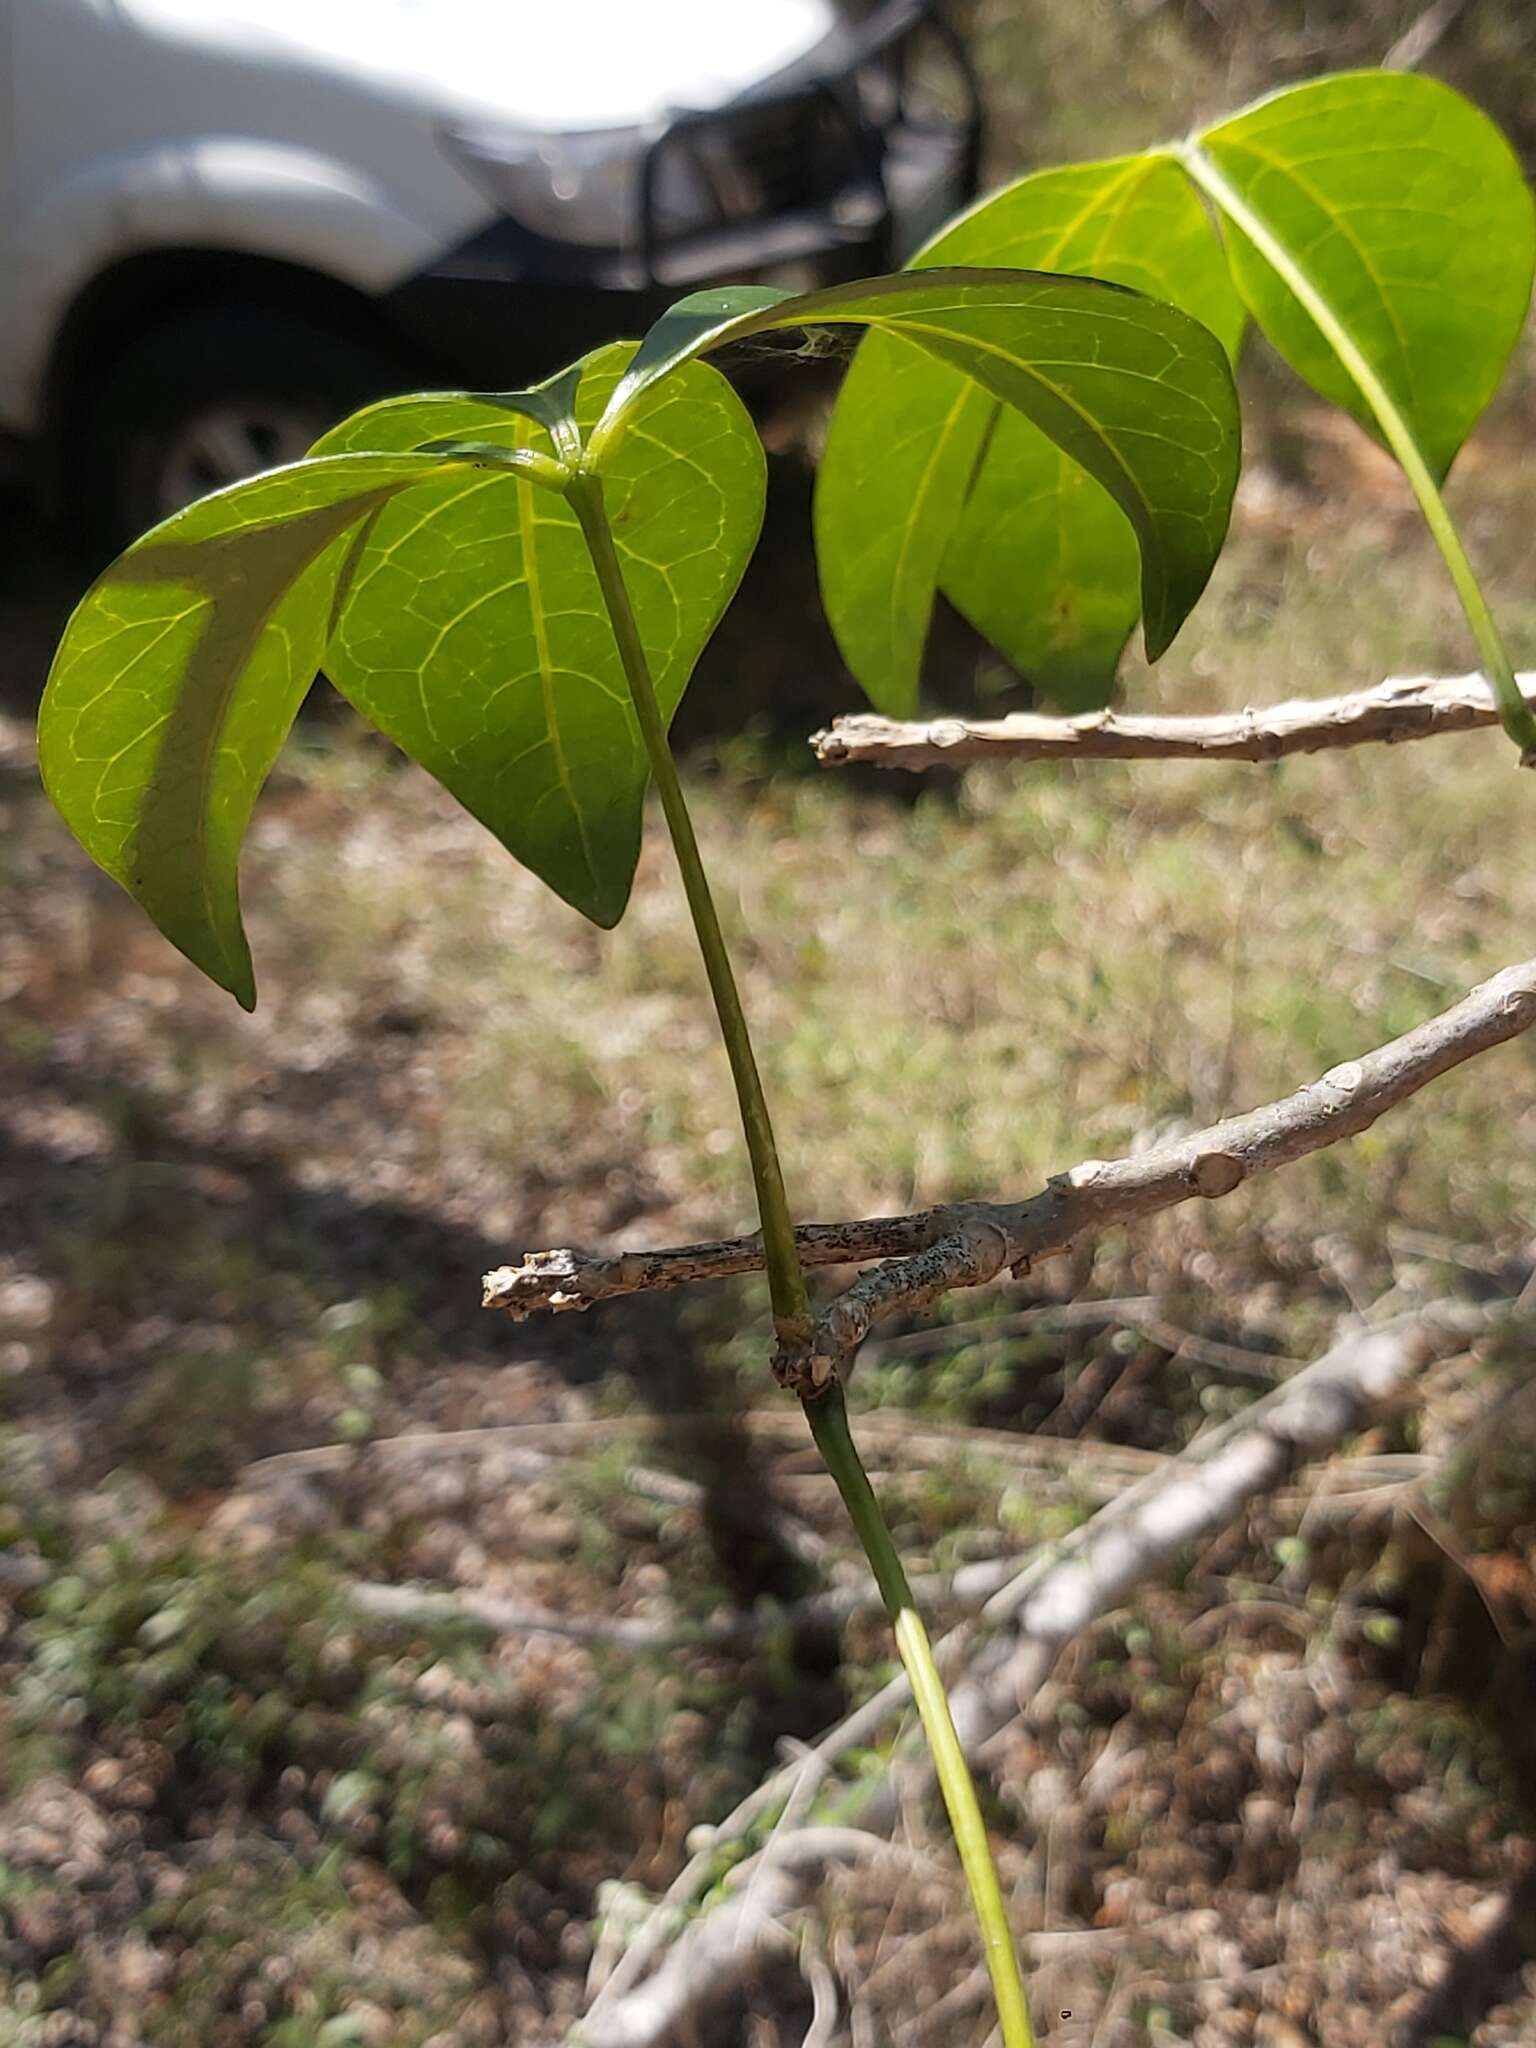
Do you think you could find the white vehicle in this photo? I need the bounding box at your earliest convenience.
[0,0,979,546]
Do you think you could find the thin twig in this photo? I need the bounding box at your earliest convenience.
[928,1308,1480,1784]
[892,1962,992,2046]
[800,1935,841,2048]
[346,1525,1138,1657]
[581,1669,960,2029]
[871,1295,1159,1356]
[809,670,1533,772]
[346,1568,944,1655]
[487,958,1536,1376]
[576,1830,923,2048]
[346,1579,754,1653]
[1126,1313,1289,1382]
[1384,0,1474,69]
[247,1411,1162,1491]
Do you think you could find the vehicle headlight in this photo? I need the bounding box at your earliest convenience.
[442,123,715,251]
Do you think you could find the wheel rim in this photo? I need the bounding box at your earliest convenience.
[153,400,329,521]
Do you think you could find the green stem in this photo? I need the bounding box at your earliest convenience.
[571,469,1033,2046]
[567,473,811,1345]
[1175,139,1536,761]
[809,1381,1037,2048]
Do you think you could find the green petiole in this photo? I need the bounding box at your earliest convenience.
[808,1379,1037,2048]
[567,470,810,1350]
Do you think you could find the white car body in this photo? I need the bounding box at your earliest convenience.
[0,0,977,531]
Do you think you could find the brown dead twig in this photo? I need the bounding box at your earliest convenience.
[487,958,1536,1384]
[576,1302,1485,2048]
[810,670,1535,773]
[245,1409,1164,1491]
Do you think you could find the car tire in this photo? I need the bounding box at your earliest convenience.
[81,306,406,555]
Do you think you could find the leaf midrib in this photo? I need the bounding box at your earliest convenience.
[515,463,600,899]
[1206,131,1418,419]
[928,157,1155,655]
[888,374,982,675]
[891,316,1167,538]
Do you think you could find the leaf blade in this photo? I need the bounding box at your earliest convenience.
[322,345,766,928]
[933,155,1243,706]
[817,159,1245,710]
[39,454,465,1006]
[813,344,992,713]
[1196,69,1535,481]
[596,269,1238,710]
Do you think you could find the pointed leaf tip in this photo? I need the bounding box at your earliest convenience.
[39,453,465,1002]
[784,269,1237,711]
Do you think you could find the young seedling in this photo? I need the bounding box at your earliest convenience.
[39,269,1241,2047]
[39,65,1530,2044]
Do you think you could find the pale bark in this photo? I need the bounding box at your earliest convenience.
[810,671,1534,773]
[487,957,1536,1375]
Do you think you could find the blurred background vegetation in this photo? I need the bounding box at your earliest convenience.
[6,3,1536,2044]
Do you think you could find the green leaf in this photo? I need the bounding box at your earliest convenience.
[818,159,1245,711]
[937,158,1243,709]
[594,270,1239,713]
[942,433,1138,713]
[310,358,586,477]
[1193,70,1535,482]
[38,453,476,1008]
[321,343,766,928]
[923,158,1247,360]
[814,343,992,716]
[589,285,795,437]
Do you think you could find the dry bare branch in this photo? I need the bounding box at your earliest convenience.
[488,958,1536,1380]
[484,1215,955,1318]
[1384,0,1474,71]
[580,1830,923,2048]
[344,1435,1398,1663]
[810,670,1534,773]
[577,1303,1476,2047]
[346,1460,1160,1655]
[347,1578,761,1653]
[926,1310,1473,1779]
